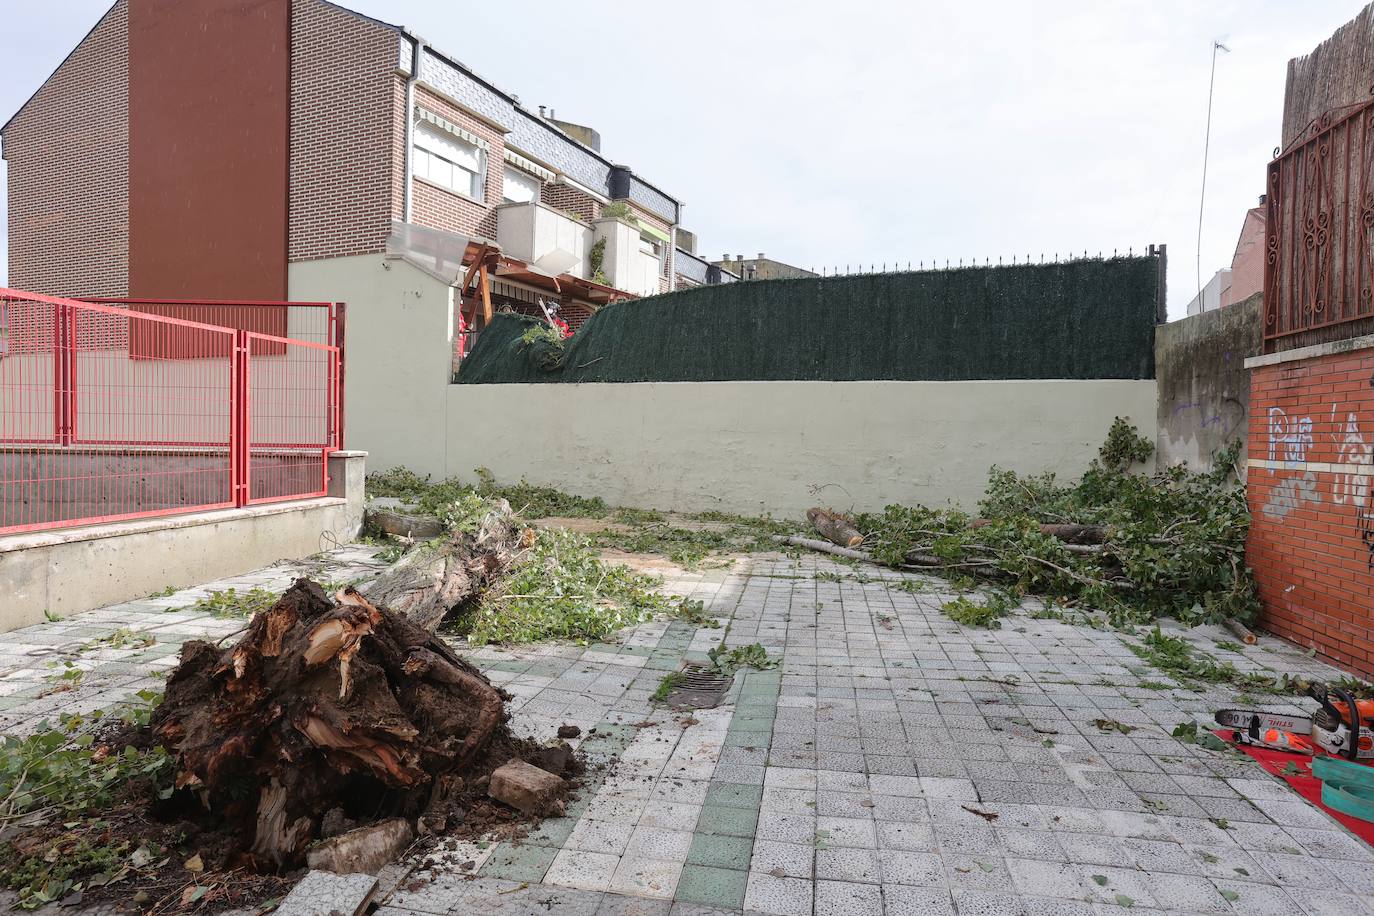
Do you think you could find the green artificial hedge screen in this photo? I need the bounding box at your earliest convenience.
[455,256,1159,384]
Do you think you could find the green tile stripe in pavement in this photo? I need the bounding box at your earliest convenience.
[673,662,780,908]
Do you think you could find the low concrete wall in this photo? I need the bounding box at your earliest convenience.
[0,451,366,632]
[429,381,1158,518]
[1154,294,1261,471]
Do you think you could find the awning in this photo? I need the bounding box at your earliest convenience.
[636,220,670,244]
[415,107,490,150]
[503,147,556,182]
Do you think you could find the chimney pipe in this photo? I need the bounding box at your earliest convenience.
[758,252,765,260]
[736,254,743,262]
[538,105,546,117]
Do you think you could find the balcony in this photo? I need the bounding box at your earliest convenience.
[495,202,592,280]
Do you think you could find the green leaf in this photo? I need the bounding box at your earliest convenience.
[1114,894,1135,907]
[1220,889,1239,902]
[1092,874,1109,886]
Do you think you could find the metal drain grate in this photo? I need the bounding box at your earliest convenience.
[664,662,733,709]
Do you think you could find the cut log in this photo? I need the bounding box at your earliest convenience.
[365,508,446,541]
[807,508,865,548]
[361,498,533,631]
[969,520,1109,544]
[1224,617,1258,645]
[150,579,513,872]
[778,535,873,563]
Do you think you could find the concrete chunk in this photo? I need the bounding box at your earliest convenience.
[489,759,567,815]
[305,817,413,875]
[275,869,378,916]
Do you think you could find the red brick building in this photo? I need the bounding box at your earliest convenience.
[2,0,720,334]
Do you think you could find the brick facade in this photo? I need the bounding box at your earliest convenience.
[410,86,505,240]
[4,0,687,302]
[2,0,129,296]
[1247,343,1374,677]
[287,0,398,263]
[540,183,601,222]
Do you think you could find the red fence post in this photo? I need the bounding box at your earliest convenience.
[232,328,250,507]
[53,301,73,446]
[334,302,346,449]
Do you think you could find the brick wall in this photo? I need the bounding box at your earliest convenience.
[288,0,399,262]
[1248,342,1374,676]
[409,86,505,240]
[2,0,129,296]
[540,183,601,222]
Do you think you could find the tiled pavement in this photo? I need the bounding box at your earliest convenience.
[2,548,1372,915]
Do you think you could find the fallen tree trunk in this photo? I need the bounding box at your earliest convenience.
[150,580,519,871]
[777,535,999,573]
[361,498,533,631]
[969,519,1110,544]
[365,507,445,541]
[779,534,872,563]
[807,508,864,548]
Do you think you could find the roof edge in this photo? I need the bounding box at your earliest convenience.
[2,0,122,137]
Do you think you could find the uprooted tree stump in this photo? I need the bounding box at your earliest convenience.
[150,580,516,871]
[361,497,534,631]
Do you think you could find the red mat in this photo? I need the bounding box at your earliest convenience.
[1214,728,1374,845]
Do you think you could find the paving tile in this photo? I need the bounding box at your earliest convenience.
[610,856,685,899]
[750,839,815,879]
[696,804,759,838]
[816,816,877,849]
[546,848,622,892]
[744,871,814,916]
[815,846,881,884]
[882,885,957,916]
[673,864,747,909]
[815,878,883,916]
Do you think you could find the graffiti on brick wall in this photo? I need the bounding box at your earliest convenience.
[1261,471,1322,521]
[1332,410,1373,508]
[1268,407,1313,465]
[1360,506,1374,570]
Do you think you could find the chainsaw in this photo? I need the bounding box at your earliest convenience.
[1214,683,1374,761]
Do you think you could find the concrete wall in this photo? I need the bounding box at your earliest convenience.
[288,253,456,466]
[0,451,365,631]
[433,380,1157,517]
[1155,294,1262,471]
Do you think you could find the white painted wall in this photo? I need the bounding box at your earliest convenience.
[288,254,456,471]
[433,380,1158,517]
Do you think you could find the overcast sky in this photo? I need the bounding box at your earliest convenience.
[0,0,1366,318]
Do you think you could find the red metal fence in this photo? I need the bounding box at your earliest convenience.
[1265,97,1374,349]
[0,289,341,535]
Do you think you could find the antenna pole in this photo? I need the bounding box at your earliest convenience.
[1197,40,1230,304]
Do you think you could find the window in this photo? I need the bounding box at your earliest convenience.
[414,121,484,200]
[502,166,540,204]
